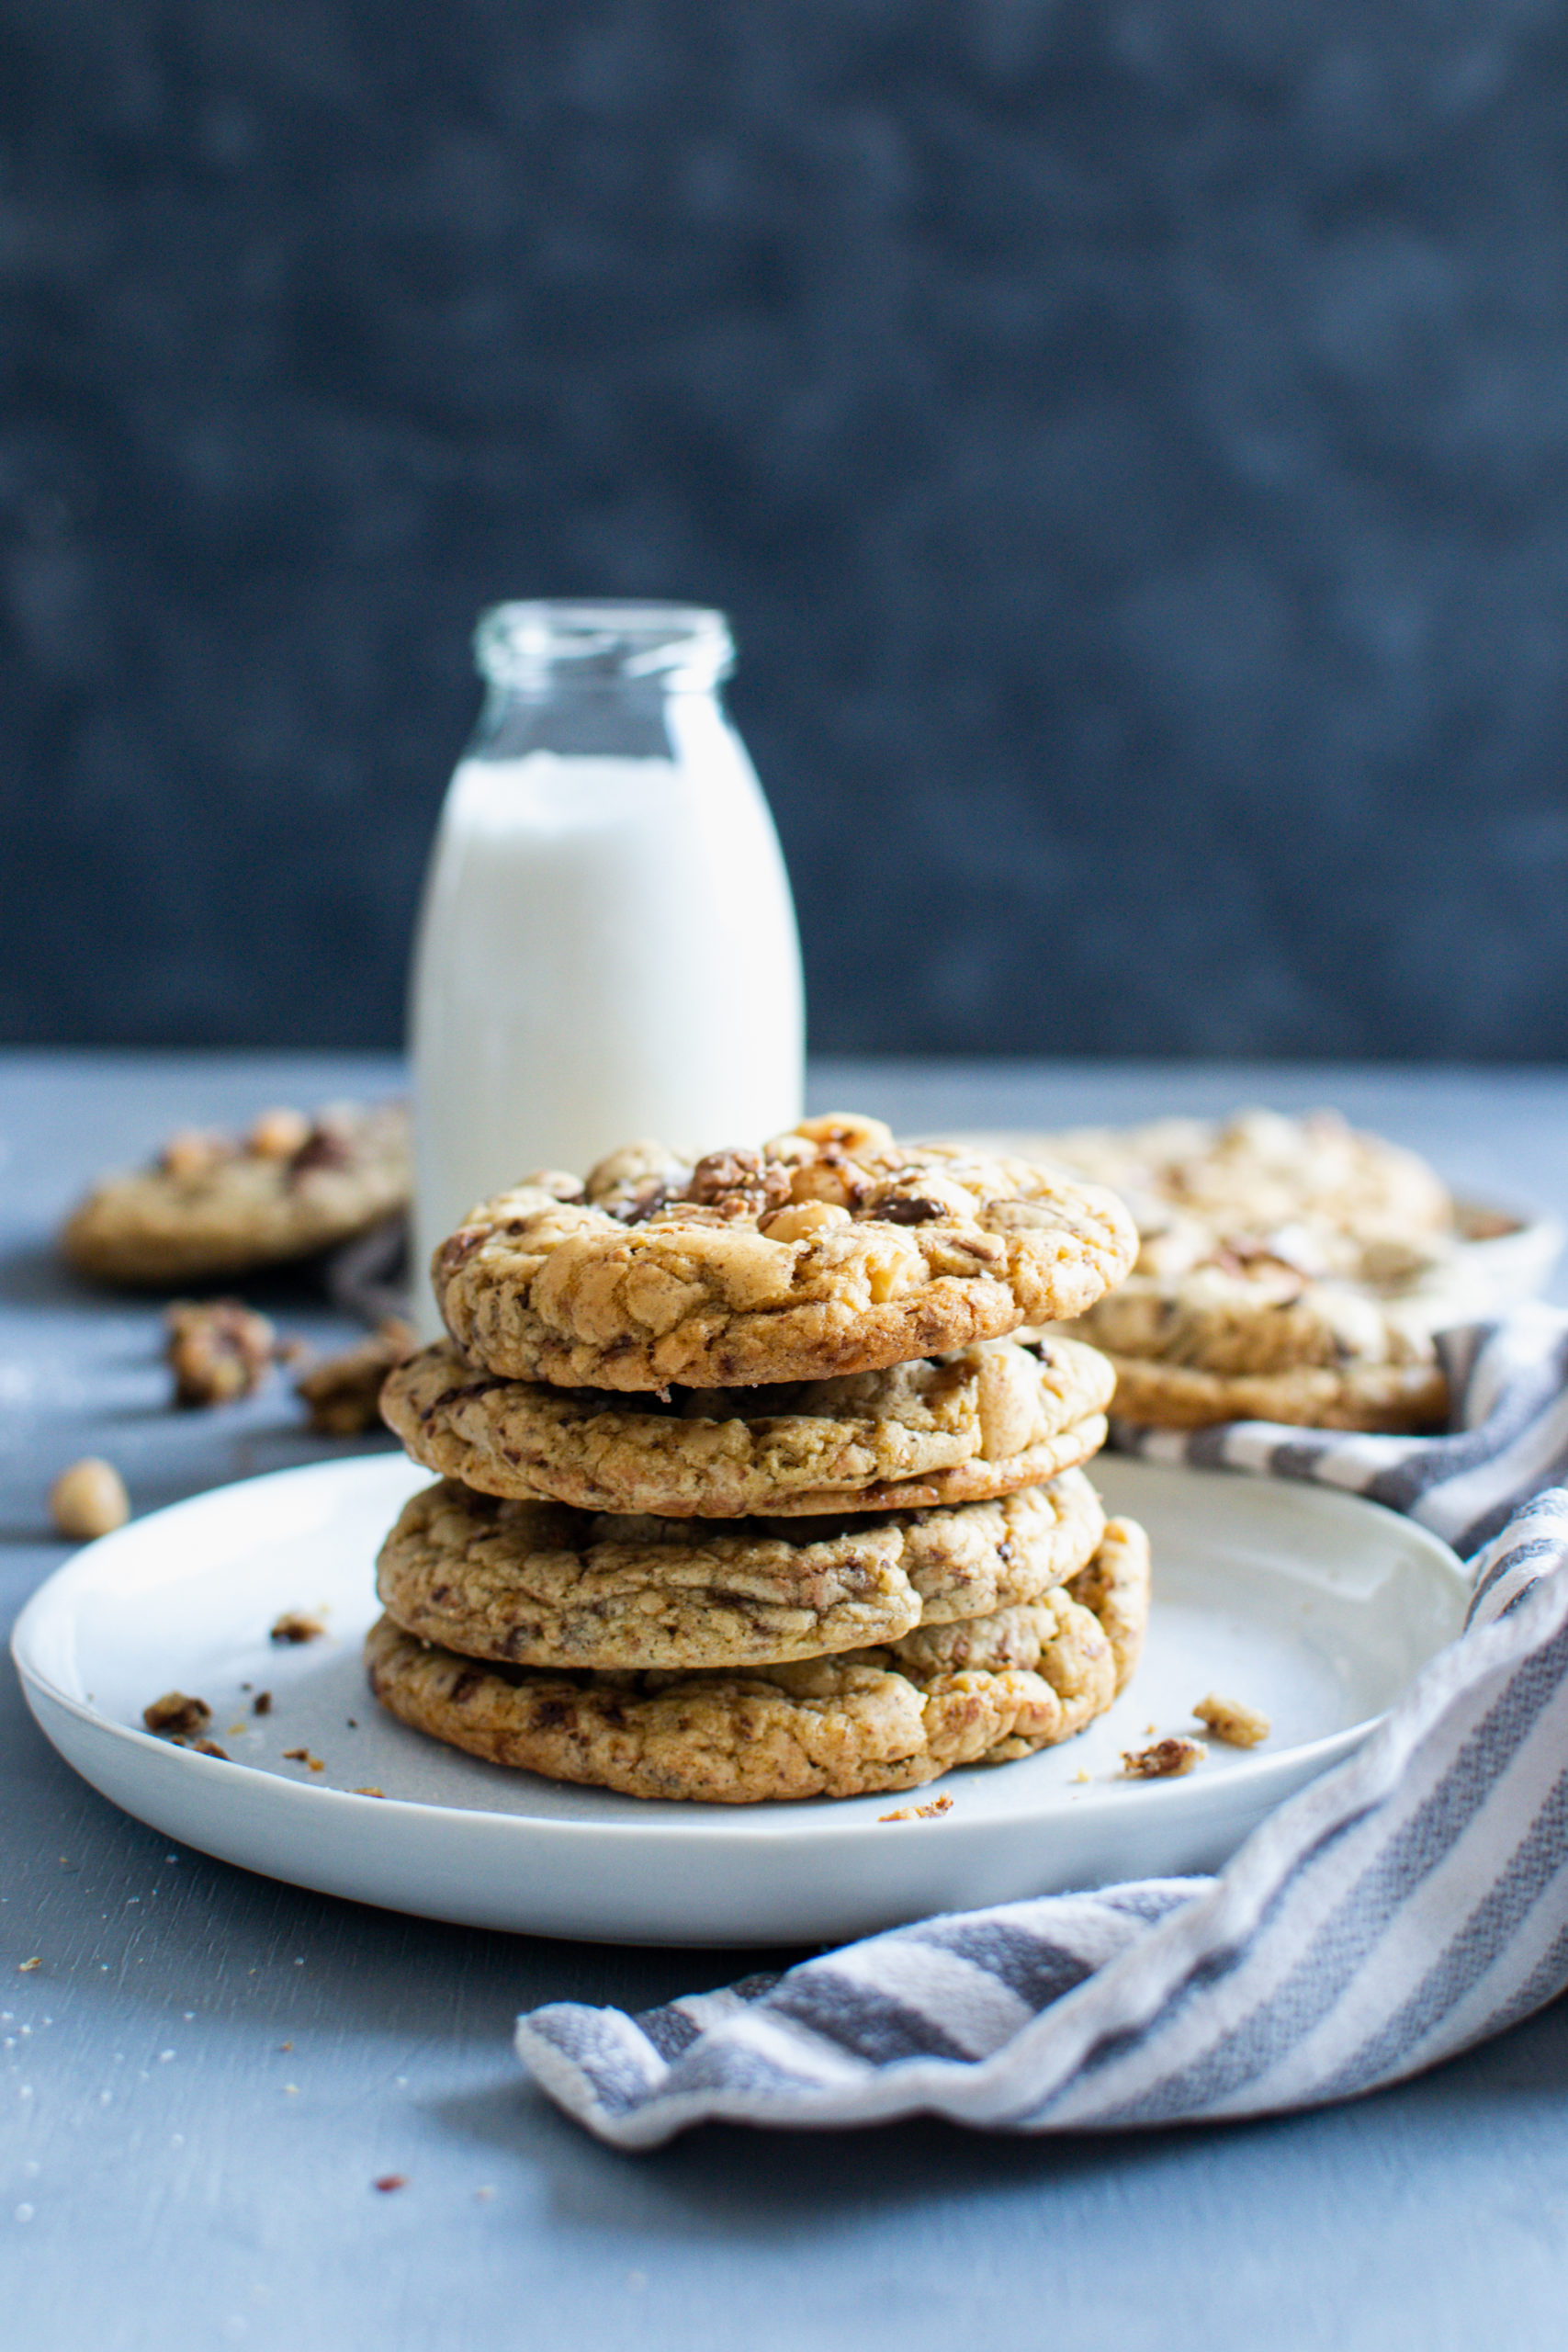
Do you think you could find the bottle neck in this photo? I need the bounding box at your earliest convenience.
[471,674,728,764]
[468,601,735,764]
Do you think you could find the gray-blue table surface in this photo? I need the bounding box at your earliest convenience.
[6,1053,1568,2351]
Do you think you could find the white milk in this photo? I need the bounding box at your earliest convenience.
[409,743,804,1331]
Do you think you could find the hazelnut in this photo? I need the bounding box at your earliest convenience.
[159,1130,226,1180]
[758,1200,852,1244]
[787,1157,870,1210]
[793,1114,894,1154]
[247,1106,311,1159]
[49,1457,130,1541]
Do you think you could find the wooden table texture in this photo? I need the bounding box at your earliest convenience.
[6,1051,1568,2352]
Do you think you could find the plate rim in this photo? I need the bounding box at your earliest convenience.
[12,1449,1470,1853]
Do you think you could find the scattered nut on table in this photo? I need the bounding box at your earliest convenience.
[49,1456,130,1539]
[1193,1693,1271,1747]
[165,1298,277,1407]
[1122,1736,1207,1780]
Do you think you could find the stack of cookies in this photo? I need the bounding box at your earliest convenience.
[1028,1109,1461,1432]
[365,1114,1150,1804]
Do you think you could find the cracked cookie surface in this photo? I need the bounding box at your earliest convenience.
[375,1472,1107,1670]
[432,1113,1136,1391]
[363,1515,1149,1802]
[1020,1107,1454,1248]
[62,1101,411,1285]
[381,1332,1114,1517]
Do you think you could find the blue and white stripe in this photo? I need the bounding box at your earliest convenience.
[514,1314,1568,2148]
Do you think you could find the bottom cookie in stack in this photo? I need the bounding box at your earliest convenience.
[364,1475,1150,1802]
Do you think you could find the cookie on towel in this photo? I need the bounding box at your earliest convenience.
[1050,1245,1448,1433]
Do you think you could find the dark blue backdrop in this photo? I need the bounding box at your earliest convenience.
[6,1,1568,1058]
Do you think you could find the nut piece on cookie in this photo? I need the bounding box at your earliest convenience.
[433,1114,1137,1392]
[165,1299,277,1407]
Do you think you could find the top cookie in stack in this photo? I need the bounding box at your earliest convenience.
[367,1114,1150,1804]
[427,1112,1137,1388]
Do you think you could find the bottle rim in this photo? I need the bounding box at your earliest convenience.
[474,601,734,687]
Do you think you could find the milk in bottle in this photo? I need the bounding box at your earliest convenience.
[409,603,804,1333]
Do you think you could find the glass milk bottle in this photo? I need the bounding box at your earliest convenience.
[409,601,805,1330]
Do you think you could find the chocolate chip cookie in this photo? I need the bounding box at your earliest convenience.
[380,1332,1114,1517]
[1021,1107,1455,1247]
[62,1102,411,1286]
[431,1114,1136,1392]
[363,1514,1149,1802]
[1057,1249,1448,1431]
[1102,1355,1448,1432]
[375,1471,1108,1672]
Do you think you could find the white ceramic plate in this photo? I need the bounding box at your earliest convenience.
[12,1455,1466,1946]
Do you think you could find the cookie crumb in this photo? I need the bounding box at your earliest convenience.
[143,1691,212,1739]
[281,1747,324,1772]
[191,1738,229,1759]
[17,1959,40,1973]
[270,1612,325,1645]
[253,1691,273,1716]
[374,2175,407,2193]
[1122,1736,1207,1780]
[295,1318,415,1435]
[354,1786,387,1799]
[877,1796,953,1821]
[1193,1693,1270,1747]
[1072,1768,1091,1784]
[49,1457,130,1540]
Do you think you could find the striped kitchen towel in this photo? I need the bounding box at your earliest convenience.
[514,1308,1568,2147]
